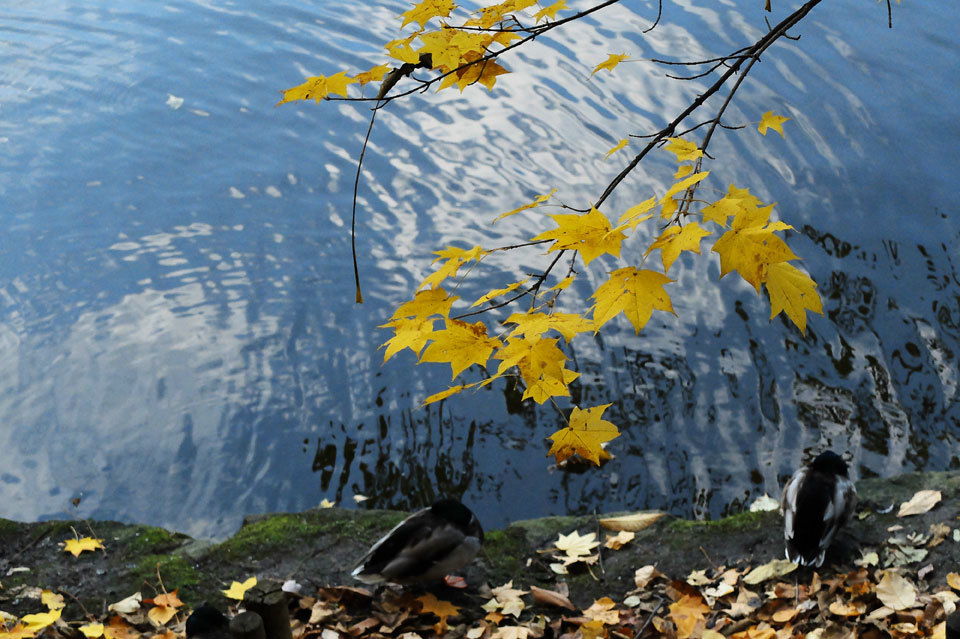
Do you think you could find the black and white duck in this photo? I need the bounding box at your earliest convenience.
[351,498,483,585]
[781,450,857,567]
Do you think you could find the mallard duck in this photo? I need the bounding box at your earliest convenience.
[351,498,484,584]
[781,450,857,567]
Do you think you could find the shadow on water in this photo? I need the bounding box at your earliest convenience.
[0,0,957,538]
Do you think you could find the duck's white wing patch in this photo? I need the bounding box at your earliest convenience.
[781,469,805,541]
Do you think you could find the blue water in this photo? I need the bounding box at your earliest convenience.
[0,0,957,539]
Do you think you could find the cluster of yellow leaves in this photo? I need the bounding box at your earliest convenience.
[379,134,823,467]
[0,586,192,639]
[278,0,575,104]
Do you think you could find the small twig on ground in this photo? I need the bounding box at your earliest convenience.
[634,597,663,639]
[699,545,720,572]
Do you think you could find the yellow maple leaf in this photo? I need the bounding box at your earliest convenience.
[422,383,476,405]
[418,596,459,618]
[275,72,356,106]
[591,53,629,77]
[493,188,556,223]
[669,594,711,639]
[1,624,37,639]
[533,0,567,22]
[400,0,457,29]
[41,590,65,610]
[505,311,592,342]
[492,336,578,403]
[674,165,694,179]
[591,267,675,333]
[547,404,620,465]
[420,245,486,290]
[758,110,791,137]
[764,262,822,334]
[645,222,712,272]
[711,204,796,291]
[554,529,601,557]
[471,279,529,307]
[379,317,436,361]
[580,619,606,639]
[388,44,422,64]
[613,197,656,232]
[660,195,678,220]
[662,171,710,201]
[22,610,61,633]
[63,537,104,557]
[223,577,257,601]
[531,206,625,265]
[664,137,703,162]
[447,55,510,92]
[549,276,574,291]
[583,597,620,624]
[147,605,177,628]
[605,138,629,158]
[80,623,104,638]
[390,287,458,320]
[103,616,139,639]
[354,64,391,86]
[419,319,500,378]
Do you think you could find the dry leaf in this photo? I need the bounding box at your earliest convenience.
[529,586,574,610]
[876,571,918,610]
[897,490,942,517]
[743,559,797,584]
[749,494,780,512]
[598,511,665,531]
[603,530,635,549]
[635,565,663,588]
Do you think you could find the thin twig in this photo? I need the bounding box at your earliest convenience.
[634,597,664,639]
[351,103,379,304]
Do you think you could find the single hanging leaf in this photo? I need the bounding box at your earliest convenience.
[400,0,457,29]
[614,197,657,232]
[531,206,625,265]
[664,137,703,162]
[547,404,620,465]
[419,319,500,379]
[420,245,486,290]
[422,383,475,406]
[534,0,567,22]
[645,222,712,272]
[758,111,791,137]
[591,267,674,333]
[605,138,629,158]
[504,311,592,342]
[494,189,557,223]
[379,317,436,361]
[354,64,391,86]
[591,53,629,76]
[662,171,710,201]
[276,71,356,106]
[389,287,458,320]
[471,279,529,307]
[765,262,823,333]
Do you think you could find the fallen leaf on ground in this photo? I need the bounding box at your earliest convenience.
[598,511,664,531]
[876,571,918,610]
[529,586,575,610]
[897,490,941,517]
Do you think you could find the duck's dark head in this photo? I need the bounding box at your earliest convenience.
[808,450,848,477]
[431,498,484,541]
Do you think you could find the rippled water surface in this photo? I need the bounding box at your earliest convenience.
[1,0,957,538]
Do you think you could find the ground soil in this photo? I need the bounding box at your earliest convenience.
[1,470,957,624]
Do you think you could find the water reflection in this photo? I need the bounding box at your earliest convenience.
[0,0,957,538]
